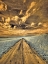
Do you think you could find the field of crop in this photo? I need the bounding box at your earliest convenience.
[0,34,48,61]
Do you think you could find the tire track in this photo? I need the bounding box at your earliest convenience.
[0,38,47,64]
[0,39,22,64]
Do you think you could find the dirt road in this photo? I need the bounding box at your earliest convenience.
[0,38,46,64]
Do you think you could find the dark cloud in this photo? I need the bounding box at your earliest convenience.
[25,0,48,24]
[25,15,40,24]
[1,0,48,23]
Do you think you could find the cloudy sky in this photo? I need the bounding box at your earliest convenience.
[0,0,48,36]
[0,0,48,22]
